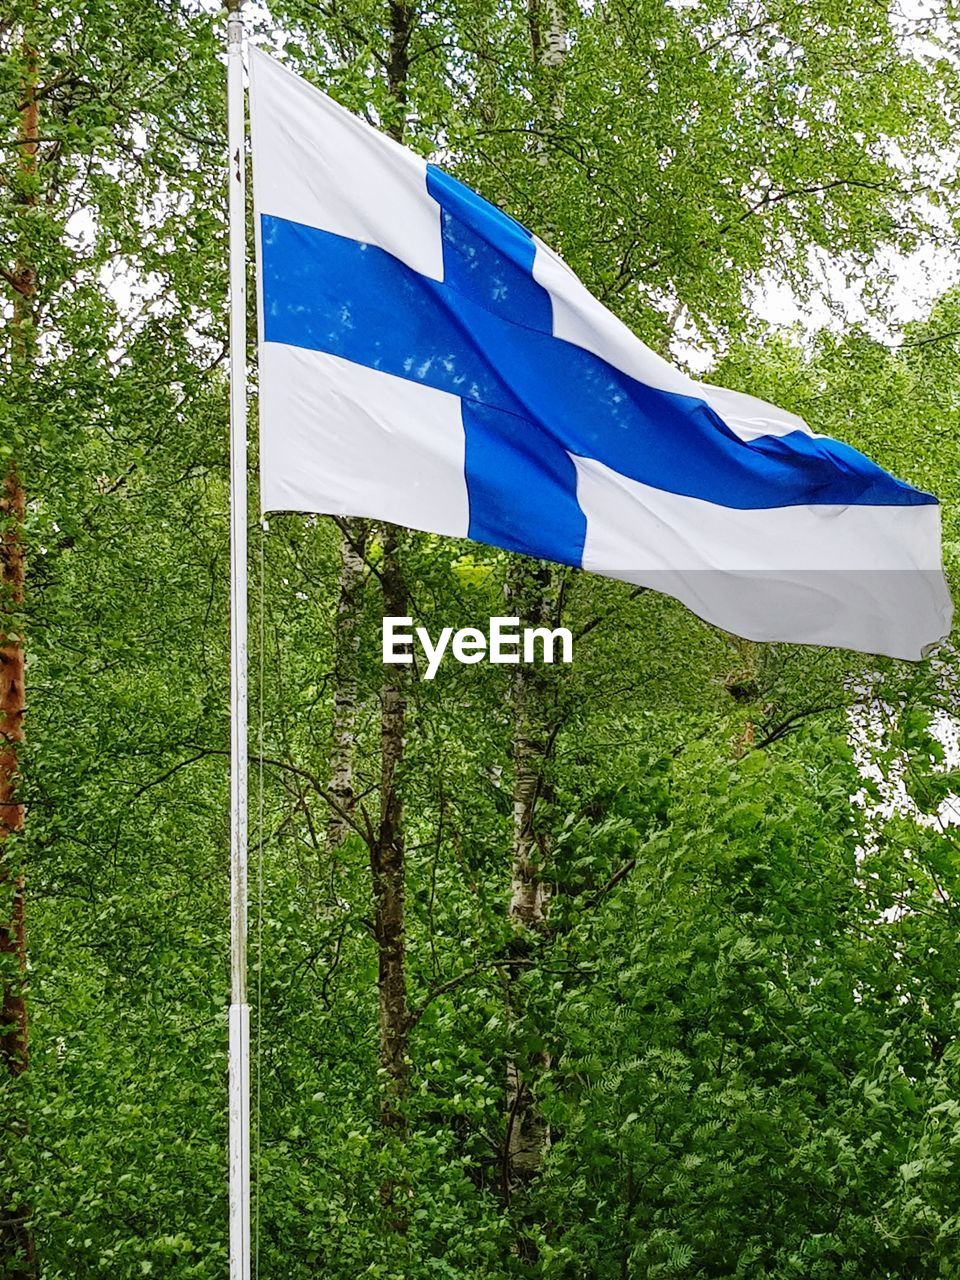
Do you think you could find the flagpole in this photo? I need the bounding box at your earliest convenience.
[225,2,250,1278]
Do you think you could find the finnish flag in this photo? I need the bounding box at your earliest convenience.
[249,49,952,661]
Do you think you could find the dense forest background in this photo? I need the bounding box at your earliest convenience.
[3,0,960,1276]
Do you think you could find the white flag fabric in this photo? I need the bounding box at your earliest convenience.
[249,48,952,660]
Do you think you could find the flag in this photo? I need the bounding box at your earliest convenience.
[248,49,952,660]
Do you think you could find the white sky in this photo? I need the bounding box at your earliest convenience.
[754,241,960,339]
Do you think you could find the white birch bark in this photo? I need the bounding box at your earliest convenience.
[504,563,557,1200]
[326,520,366,851]
[502,0,570,1211]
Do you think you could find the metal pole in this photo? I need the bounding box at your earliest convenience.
[226,4,250,1278]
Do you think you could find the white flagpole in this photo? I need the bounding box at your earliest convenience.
[225,3,250,1278]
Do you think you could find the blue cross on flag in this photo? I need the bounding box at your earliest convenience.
[249,49,951,660]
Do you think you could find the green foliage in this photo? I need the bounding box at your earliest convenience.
[2,0,959,1276]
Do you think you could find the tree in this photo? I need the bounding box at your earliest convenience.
[2,0,958,1275]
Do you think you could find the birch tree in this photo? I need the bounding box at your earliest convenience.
[2,1,958,1276]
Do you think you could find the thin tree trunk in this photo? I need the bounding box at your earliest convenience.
[319,0,415,1149]
[369,2,415,1192]
[0,469,31,1280]
[386,0,413,110]
[0,469,27,1076]
[1,32,37,1280]
[325,520,366,851]
[372,528,408,1129]
[370,526,409,1230]
[528,0,567,71]
[504,561,555,1208]
[316,0,414,1170]
[502,0,569,1239]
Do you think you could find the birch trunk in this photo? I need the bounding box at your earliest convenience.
[504,561,555,1202]
[502,0,569,1217]
[325,520,366,851]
